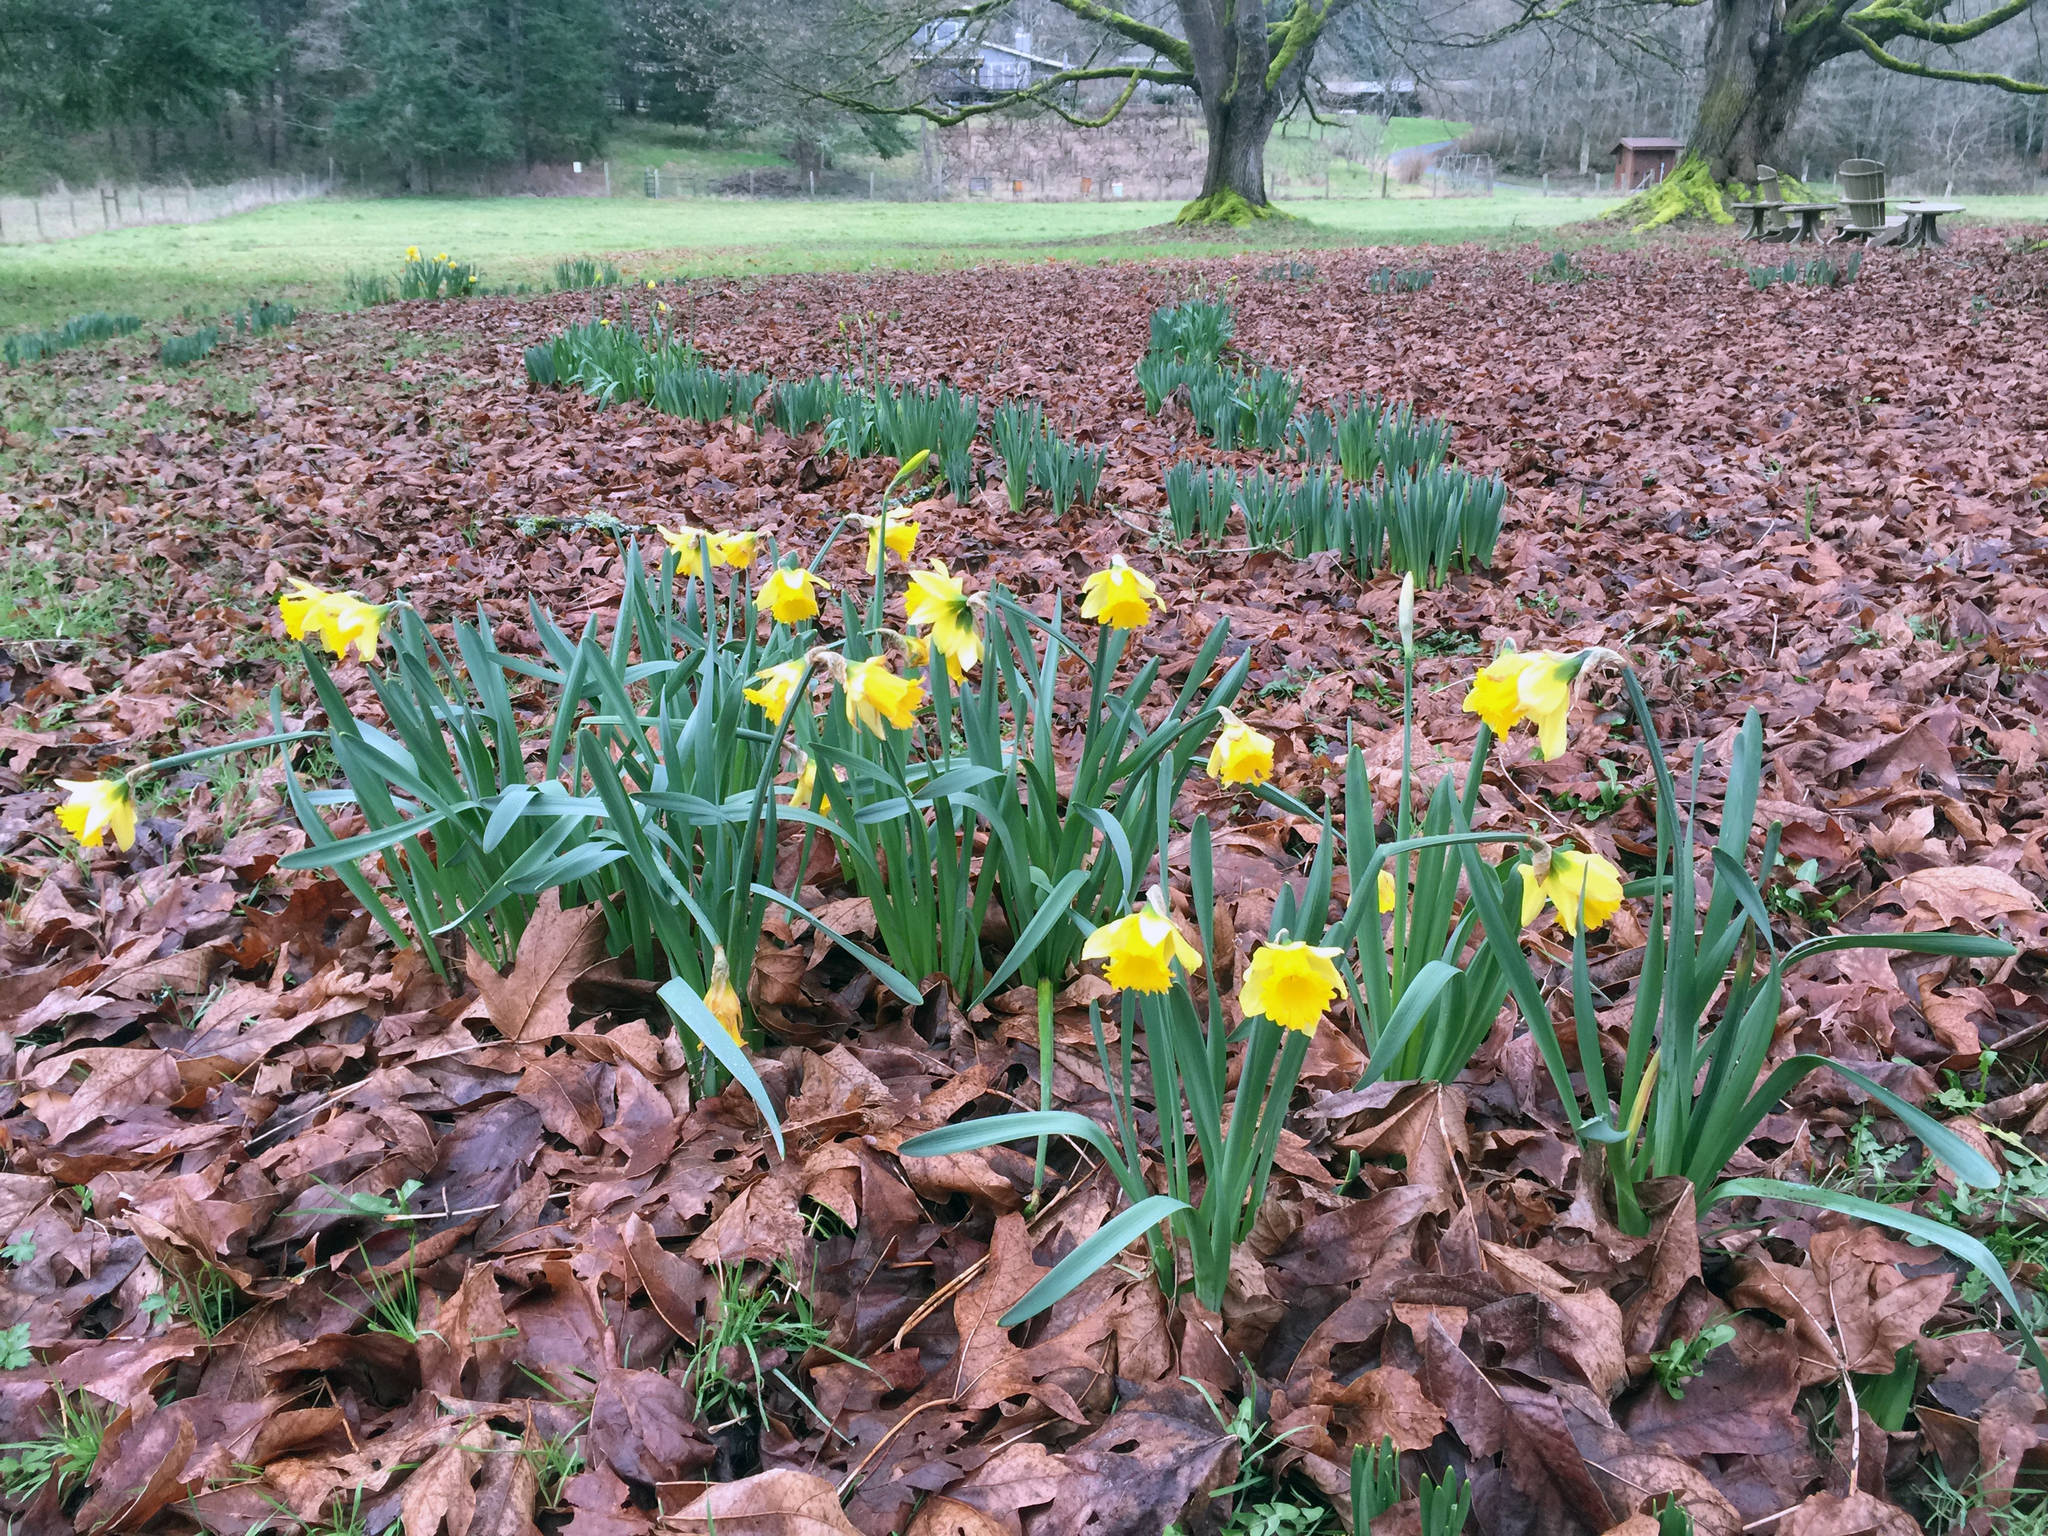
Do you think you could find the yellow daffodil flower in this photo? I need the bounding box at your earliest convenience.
[1080,557,1158,629]
[789,753,830,813]
[710,530,758,569]
[1082,897,1202,993]
[55,777,136,852]
[279,579,386,664]
[858,515,919,573]
[1206,710,1274,786]
[1240,940,1345,1035]
[659,524,716,576]
[843,657,924,735]
[1520,847,1625,936]
[1462,648,1581,760]
[1377,869,1398,913]
[760,567,827,625]
[902,634,966,683]
[405,245,419,261]
[704,945,744,1043]
[657,301,670,314]
[745,660,807,723]
[904,560,982,674]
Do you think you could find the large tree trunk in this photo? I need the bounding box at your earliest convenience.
[1185,86,1287,220]
[1692,0,1830,181]
[1173,0,1314,224]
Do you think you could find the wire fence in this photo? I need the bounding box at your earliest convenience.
[0,172,336,245]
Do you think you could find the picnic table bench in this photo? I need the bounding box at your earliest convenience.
[1896,201,1964,248]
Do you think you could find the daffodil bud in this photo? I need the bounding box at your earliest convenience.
[705,946,744,1043]
[1397,573,1415,661]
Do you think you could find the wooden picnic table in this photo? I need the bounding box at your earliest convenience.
[1726,201,1779,241]
[1896,201,1964,248]
[1776,202,1838,244]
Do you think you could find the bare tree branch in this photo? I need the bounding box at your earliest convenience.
[1034,0,1194,69]
[1839,21,2048,87]
[814,64,1191,128]
[1847,0,2042,48]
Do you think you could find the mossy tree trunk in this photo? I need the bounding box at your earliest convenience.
[1179,77,1290,223]
[1691,0,1836,182]
[1172,0,1319,224]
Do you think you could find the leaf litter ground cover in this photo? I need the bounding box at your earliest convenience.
[1,232,2046,1536]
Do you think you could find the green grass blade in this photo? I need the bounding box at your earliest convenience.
[999,1195,1190,1327]
[750,884,925,1005]
[1710,1177,2048,1377]
[971,868,1089,1009]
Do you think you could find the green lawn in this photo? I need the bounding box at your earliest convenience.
[1,188,1593,326]
[5,185,2045,330]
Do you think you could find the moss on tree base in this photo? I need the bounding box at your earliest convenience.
[1608,153,1736,231]
[1173,190,1293,228]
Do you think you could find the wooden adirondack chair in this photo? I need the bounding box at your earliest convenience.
[1754,164,1791,238]
[1834,158,1907,245]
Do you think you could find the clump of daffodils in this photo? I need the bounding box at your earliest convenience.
[279,579,387,664]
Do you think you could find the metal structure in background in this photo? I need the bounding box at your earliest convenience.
[1430,154,1496,196]
[0,172,336,245]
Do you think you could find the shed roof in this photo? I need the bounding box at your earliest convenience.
[1612,137,1686,152]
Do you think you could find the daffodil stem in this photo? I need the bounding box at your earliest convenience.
[1461,723,1494,825]
[868,501,890,637]
[1030,976,1055,1211]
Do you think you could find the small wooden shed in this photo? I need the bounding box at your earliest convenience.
[1611,137,1686,191]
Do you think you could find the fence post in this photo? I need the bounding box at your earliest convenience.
[870,170,875,198]
[603,161,611,195]
[33,198,43,240]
